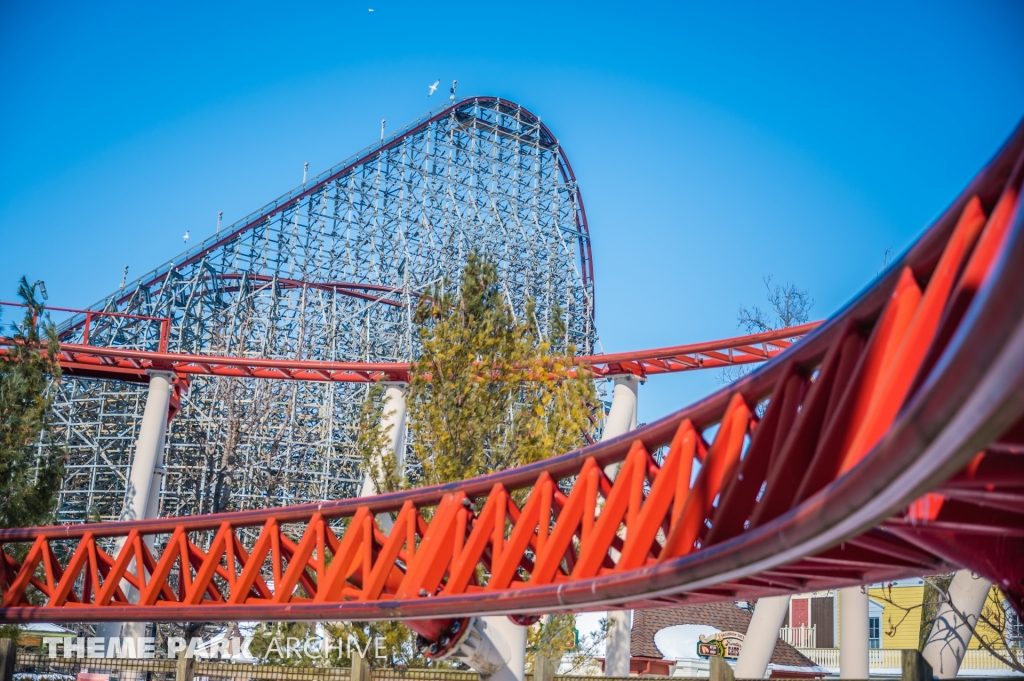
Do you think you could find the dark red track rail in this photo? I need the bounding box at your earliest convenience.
[2,120,1024,631]
[0,322,819,384]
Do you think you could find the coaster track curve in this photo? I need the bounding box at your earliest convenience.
[1,119,1023,642]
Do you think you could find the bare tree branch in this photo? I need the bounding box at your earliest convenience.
[763,275,813,328]
[737,304,773,335]
[920,574,1024,674]
[721,275,813,385]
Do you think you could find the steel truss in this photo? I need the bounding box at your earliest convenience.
[4,119,1024,632]
[45,97,596,524]
[0,322,819,385]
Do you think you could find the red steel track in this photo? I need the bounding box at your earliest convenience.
[0,322,819,385]
[2,121,1024,635]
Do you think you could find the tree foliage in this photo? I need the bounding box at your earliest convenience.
[406,251,597,487]
[362,251,597,493]
[357,383,401,495]
[356,253,599,669]
[0,277,64,530]
[528,614,598,675]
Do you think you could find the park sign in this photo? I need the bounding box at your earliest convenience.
[696,631,745,660]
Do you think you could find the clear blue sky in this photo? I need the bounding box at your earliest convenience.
[2,1,1022,422]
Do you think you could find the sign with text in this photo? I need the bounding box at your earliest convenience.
[696,631,745,660]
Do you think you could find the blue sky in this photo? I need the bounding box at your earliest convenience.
[2,1,1023,422]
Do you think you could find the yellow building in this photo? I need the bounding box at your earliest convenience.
[870,577,1015,650]
[868,580,925,650]
[787,578,1018,651]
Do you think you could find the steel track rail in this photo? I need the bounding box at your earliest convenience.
[0,322,819,385]
[1,120,1023,629]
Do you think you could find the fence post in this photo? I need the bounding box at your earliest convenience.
[534,655,555,681]
[175,651,195,681]
[901,649,933,681]
[709,657,735,681]
[352,652,370,681]
[0,639,14,681]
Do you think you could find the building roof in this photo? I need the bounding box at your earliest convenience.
[631,602,818,669]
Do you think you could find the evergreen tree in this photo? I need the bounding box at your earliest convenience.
[0,277,64,530]
[0,278,64,643]
[354,252,598,670]
[407,251,597,487]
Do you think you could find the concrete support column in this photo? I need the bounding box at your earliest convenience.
[450,617,526,681]
[839,586,869,679]
[358,383,407,536]
[735,595,790,679]
[922,570,992,679]
[605,610,632,677]
[122,371,175,522]
[601,374,640,677]
[359,383,407,498]
[601,375,640,448]
[142,451,166,530]
[98,370,175,650]
[485,616,526,681]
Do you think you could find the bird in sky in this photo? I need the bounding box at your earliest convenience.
[428,79,440,97]
[183,231,190,243]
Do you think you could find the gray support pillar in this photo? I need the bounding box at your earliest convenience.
[450,616,526,681]
[605,610,632,677]
[142,450,166,533]
[601,376,640,450]
[735,595,790,678]
[122,371,174,522]
[487,616,526,681]
[839,586,869,679]
[603,374,639,434]
[602,375,641,677]
[359,383,407,536]
[360,383,407,498]
[97,370,175,650]
[922,570,992,679]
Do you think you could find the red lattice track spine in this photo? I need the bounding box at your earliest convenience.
[0,320,819,384]
[2,120,1024,636]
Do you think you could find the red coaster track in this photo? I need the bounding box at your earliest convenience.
[0,321,819,385]
[1,120,1023,641]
